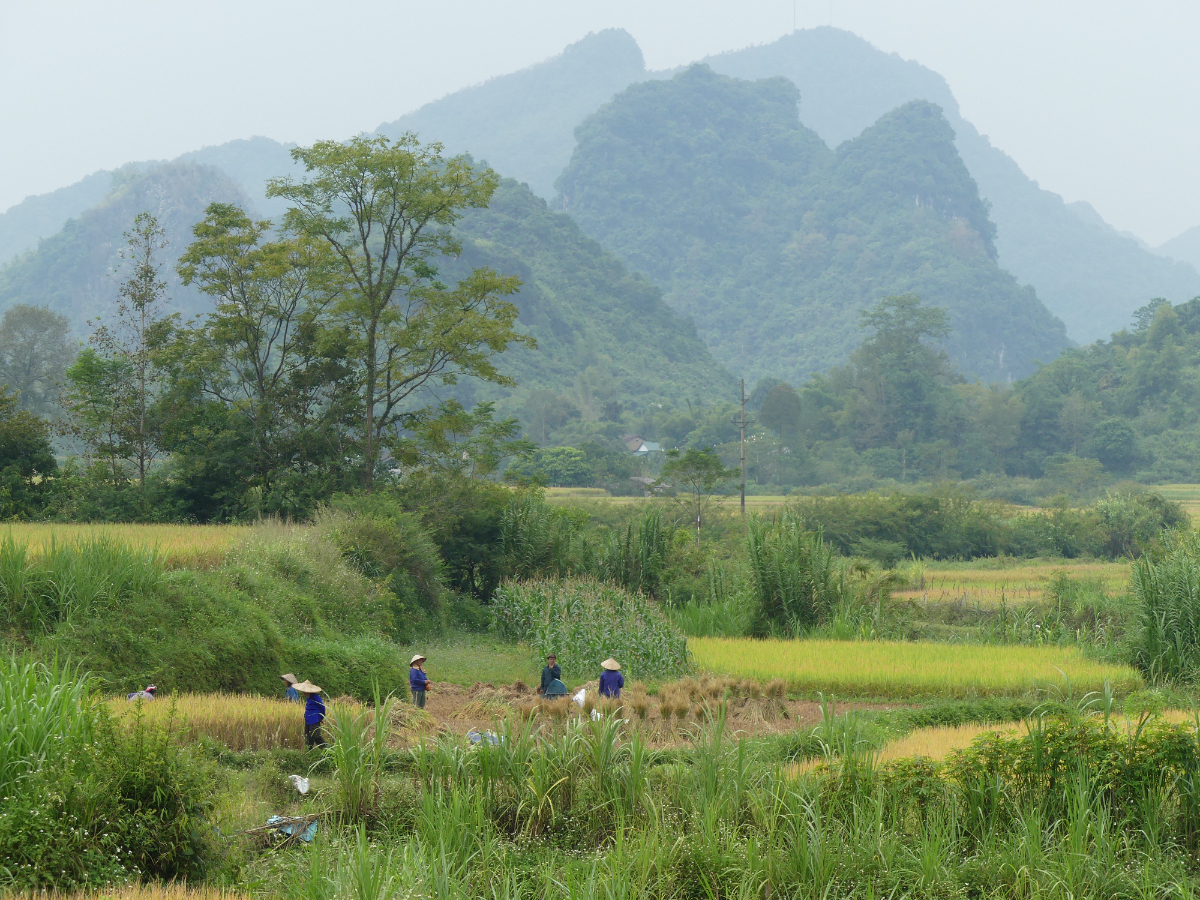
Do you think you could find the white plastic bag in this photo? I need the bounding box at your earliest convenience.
[572,688,586,708]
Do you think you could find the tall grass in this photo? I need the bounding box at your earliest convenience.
[747,514,837,635]
[0,655,95,798]
[1131,530,1200,682]
[326,687,396,821]
[691,637,1143,697]
[0,535,163,632]
[491,576,689,680]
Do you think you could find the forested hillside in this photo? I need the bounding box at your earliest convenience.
[448,178,733,417]
[558,65,1069,384]
[705,28,1200,345]
[0,162,251,324]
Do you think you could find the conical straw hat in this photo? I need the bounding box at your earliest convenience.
[292,681,322,694]
[410,654,427,665]
[280,673,298,684]
[601,658,621,671]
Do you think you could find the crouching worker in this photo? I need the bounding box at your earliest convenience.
[126,684,157,701]
[599,658,624,698]
[294,681,326,748]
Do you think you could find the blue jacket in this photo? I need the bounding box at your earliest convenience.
[599,670,624,698]
[285,686,300,702]
[304,693,326,726]
[410,666,429,693]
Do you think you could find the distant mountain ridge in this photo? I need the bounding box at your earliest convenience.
[5,27,1196,356]
[556,65,1069,385]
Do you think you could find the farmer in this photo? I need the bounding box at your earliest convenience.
[598,658,624,698]
[538,654,562,696]
[126,684,157,701]
[293,681,326,748]
[409,654,432,709]
[280,673,300,702]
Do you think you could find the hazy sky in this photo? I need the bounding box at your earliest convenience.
[2,0,1197,245]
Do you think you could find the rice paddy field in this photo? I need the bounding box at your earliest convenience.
[892,557,1131,607]
[0,522,248,568]
[107,693,363,750]
[690,637,1143,698]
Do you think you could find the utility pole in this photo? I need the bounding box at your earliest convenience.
[731,380,753,515]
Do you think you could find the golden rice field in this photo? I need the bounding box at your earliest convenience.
[876,722,1020,763]
[108,692,361,750]
[1,522,249,568]
[892,558,1131,607]
[690,637,1143,698]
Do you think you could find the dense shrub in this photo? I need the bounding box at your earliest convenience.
[392,472,514,599]
[323,495,447,617]
[491,576,689,680]
[790,488,1184,561]
[0,657,220,888]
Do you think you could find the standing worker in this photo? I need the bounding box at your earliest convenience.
[409,654,432,709]
[539,654,561,696]
[599,658,624,698]
[280,673,300,702]
[293,681,326,748]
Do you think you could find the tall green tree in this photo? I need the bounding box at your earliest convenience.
[839,294,955,447]
[0,305,76,417]
[89,212,174,492]
[61,349,135,481]
[174,202,354,502]
[661,447,735,543]
[0,386,56,517]
[267,134,533,490]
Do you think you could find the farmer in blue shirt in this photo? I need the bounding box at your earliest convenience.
[294,681,326,748]
[409,654,432,709]
[599,658,624,698]
[280,673,300,702]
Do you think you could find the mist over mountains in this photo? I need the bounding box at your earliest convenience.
[2,25,1196,395]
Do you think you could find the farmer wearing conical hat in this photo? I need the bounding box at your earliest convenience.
[598,658,624,699]
[409,654,432,709]
[293,680,326,748]
[280,673,300,703]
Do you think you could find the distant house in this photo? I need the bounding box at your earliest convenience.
[621,434,661,454]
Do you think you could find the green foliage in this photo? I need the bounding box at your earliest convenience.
[326,686,396,822]
[268,133,530,490]
[0,535,163,633]
[560,65,1070,385]
[746,513,837,635]
[0,304,76,417]
[491,576,689,680]
[787,488,1185,562]
[0,657,219,888]
[2,524,416,699]
[322,496,447,618]
[0,386,56,517]
[1131,531,1200,682]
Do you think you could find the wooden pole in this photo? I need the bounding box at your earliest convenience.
[739,379,746,516]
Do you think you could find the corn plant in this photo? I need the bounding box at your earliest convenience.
[325,684,396,822]
[491,576,688,680]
